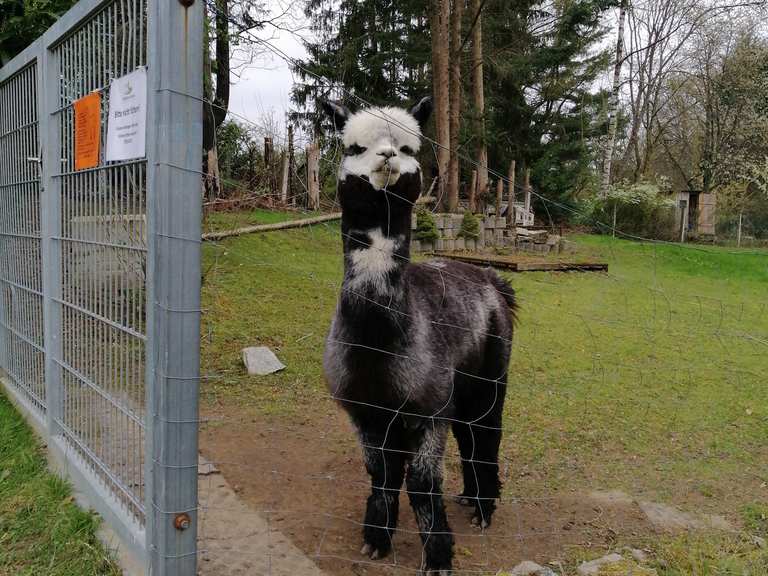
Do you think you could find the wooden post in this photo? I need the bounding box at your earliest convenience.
[507,160,516,225]
[523,167,531,213]
[495,179,503,216]
[469,169,478,213]
[307,142,320,211]
[279,152,289,204]
[264,136,273,167]
[264,136,274,197]
[287,124,295,206]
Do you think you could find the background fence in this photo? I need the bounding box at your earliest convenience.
[0,0,203,573]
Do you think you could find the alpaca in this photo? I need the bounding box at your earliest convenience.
[322,98,516,574]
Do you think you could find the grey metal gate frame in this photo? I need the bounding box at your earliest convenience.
[0,1,202,573]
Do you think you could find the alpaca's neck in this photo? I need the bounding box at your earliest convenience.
[340,210,412,305]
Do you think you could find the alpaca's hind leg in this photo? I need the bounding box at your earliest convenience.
[468,421,502,528]
[451,420,477,507]
[360,433,406,559]
[406,421,453,573]
[469,375,506,528]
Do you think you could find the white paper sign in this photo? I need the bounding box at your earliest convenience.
[106,68,147,161]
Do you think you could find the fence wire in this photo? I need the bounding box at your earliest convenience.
[189,20,766,575]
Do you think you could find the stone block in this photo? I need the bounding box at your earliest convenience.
[442,227,455,239]
[466,238,476,251]
[412,240,422,252]
[242,347,285,376]
[433,215,445,229]
[496,217,507,228]
[435,239,445,251]
[443,239,455,251]
[455,237,465,250]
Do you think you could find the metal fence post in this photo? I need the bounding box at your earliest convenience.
[145,0,203,573]
[39,42,63,438]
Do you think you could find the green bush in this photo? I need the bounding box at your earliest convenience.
[457,211,480,239]
[575,180,678,241]
[414,208,440,242]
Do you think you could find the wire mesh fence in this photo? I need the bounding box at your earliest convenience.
[1,0,766,575]
[191,11,767,576]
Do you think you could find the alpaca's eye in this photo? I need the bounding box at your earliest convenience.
[344,144,367,156]
[400,146,415,155]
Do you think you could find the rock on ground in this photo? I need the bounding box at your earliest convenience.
[578,554,657,576]
[242,346,286,376]
[505,560,557,575]
[576,553,626,575]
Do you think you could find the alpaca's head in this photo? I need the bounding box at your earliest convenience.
[322,98,432,196]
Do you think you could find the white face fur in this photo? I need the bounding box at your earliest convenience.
[339,107,423,190]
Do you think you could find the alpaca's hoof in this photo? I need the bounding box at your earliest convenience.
[470,515,489,530]
[360,543,382,560]
[420,560,452,575]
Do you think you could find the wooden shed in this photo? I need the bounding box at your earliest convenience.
[673,190,716,241]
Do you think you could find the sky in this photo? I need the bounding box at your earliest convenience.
[227,13,309,141]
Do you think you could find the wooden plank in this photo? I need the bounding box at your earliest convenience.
[202,213,342,241]
[430,252,608,273]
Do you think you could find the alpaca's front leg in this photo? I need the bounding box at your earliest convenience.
[360,432,406,559]
[407,422,453,574]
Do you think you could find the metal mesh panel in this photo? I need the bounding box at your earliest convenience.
[52,0,148,523]
[0,63,46,415]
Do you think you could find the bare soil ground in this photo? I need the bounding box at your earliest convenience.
[199,404,660,575]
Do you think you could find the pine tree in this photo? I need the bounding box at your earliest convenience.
[483,0,616,215]
[290,0,432,133]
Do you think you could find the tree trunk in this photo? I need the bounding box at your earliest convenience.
[447,0,464,213]
[202,0,230,202]
[737,209,743,247]
[601,0,628,196]
[431,0,451,210]
[470,0,488,200]
[495,179,503,215]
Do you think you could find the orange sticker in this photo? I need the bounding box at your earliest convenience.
[74,92,101,170]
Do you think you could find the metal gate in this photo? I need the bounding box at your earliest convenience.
[0,1,203,573]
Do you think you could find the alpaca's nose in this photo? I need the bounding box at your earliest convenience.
[378,149,396,159]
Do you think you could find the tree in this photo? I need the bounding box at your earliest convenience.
[469,0,488,211]
[0,0,77,64]
[291,0,432,131]
[616,0,766,184]
[483,0,617,215]
[447,0,465,212]
[432,0,451,209]
[601,0,628,196]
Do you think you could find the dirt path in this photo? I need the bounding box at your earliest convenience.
[199,405,664,575]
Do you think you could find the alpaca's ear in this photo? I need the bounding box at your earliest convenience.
[410,96,433,130]
[320,100,351,131]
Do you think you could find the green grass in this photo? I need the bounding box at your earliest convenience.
[200,211,768,569]
[0,393,120,576]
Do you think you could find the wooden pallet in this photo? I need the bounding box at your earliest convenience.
[428,252,608,273]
